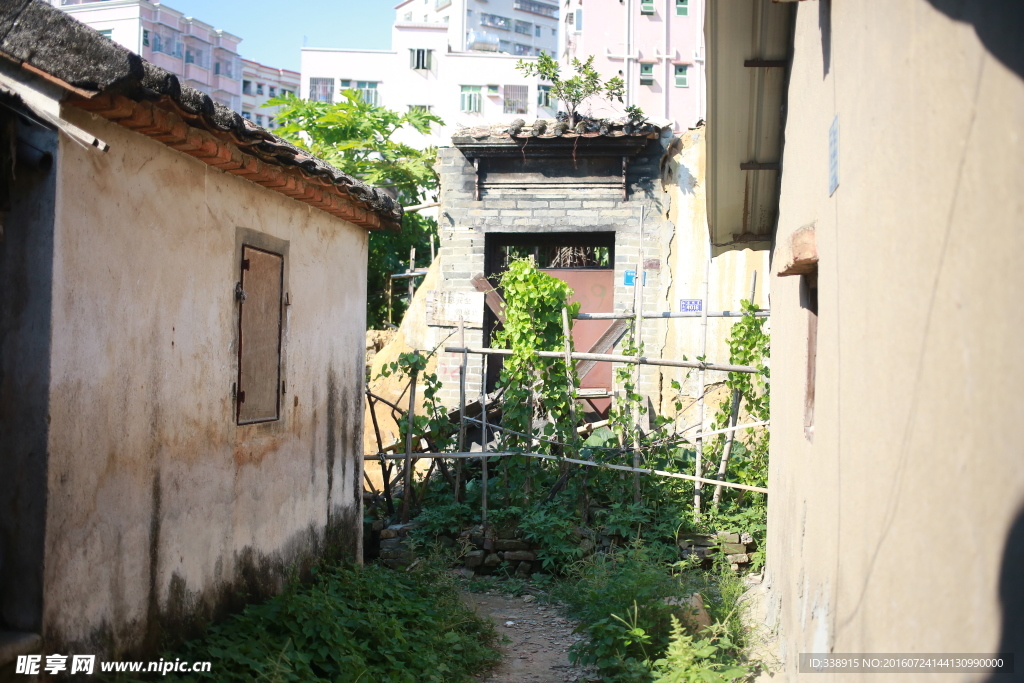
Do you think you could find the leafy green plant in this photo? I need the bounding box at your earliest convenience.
[269,92,443,328]
[157,559,498,683]
[650,617,749,683]
[516,53,625,122]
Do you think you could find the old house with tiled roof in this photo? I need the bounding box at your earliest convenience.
[0,0,391,666]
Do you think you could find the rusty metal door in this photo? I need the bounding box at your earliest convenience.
[237,246,284,424]
[540,268,614,417]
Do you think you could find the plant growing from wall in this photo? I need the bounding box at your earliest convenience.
[270,92,445,328]
[516,53,626,123]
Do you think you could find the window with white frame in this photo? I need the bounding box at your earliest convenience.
[409,104,433,113]
[256,114,264,126]
[142,29,150,46]
[269,86,277,97]
[537,84,553,108]
[356,81,379,105]
[309,77,334,103]
[674,64,688,87]
[504,84,529,114]
[574,9,583,31]
[640,63,654,85]
[535,25,541,36]
[676,0,688,15]
[460,85,482,113]
[640,0,655,15]
[410,48,433,70]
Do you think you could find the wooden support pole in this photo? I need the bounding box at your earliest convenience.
[480,354,489,530]
[713,271,758,509]
[694,256,710,522]
[455,316,467,503]
[407,246,416,308]
[400,351,419,523]
[632,213,644,502]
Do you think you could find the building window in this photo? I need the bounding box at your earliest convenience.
[461,85,482,113]
[98,28,112,38]
[256,114,264,126]
[513,0,559,19]
[409,104,433,113]
[640,63,654,85]
[513,43,532,56]
[535,25,541,36]
[410,48,433,70]
[551,27,557,36]
[242,111,251,120]
[499,39,512,53]
[801,272,818,440]
[487,84,499,95]
[640,0,656,15]
[269,86,276,97]
[356,81,379,105]
[537,84,553,108]
[268,117,274,128]
[674,64,688,87]
[236,246,284,425]
[242,80,252,95]
[404,11,412,20]
[574,9,583,31]
[504,84,529,114]
[142,29,150,46]
[256,83,264,95]
[515,20,532,35]
[480,13,512,30]
[309,77,334,103]
[676,0,688,15]
[214,61,221,75]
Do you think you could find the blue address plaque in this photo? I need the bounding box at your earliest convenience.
[679,299,703,313]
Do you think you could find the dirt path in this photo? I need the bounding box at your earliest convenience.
[462,591,598,682]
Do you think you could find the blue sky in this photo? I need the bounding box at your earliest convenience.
[163,1,395,72]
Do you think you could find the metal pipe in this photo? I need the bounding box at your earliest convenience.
[575,310,769,319]
[443,346,759,374]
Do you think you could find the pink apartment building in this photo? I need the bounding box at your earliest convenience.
[241,59,300,129]
[53,0,244,113]
[561,0,705,130]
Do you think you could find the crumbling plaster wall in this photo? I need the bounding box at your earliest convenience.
[655,127,770,426]
[765,1,1024,678]
[41,107,367,657]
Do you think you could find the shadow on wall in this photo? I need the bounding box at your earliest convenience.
[985,501,1024,682]
[925,0,1024,80]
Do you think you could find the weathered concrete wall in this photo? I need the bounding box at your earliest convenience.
[0,116,57,634]
[764,1,1024,677]
[41,106,367,657]
[656,127,770,421]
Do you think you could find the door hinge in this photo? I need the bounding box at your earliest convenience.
[235,281,246,302]
[238,390,246,404]
[242,258,250,270]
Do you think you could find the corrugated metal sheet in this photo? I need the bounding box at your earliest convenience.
[706,0,793,252]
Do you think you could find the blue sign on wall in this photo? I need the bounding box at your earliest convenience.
[624,270,647,286]
[679,299,703,313]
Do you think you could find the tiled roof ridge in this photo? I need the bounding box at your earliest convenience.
[0,0,402,231]
[453,116,670,142]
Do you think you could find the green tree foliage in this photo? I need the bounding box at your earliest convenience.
[269,91,444,328]
[516,53,626,122]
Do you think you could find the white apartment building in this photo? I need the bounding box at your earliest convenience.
[53,0,243,114]
[241,60,300,130]
[301,0,561,145]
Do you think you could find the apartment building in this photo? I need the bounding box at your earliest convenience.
[561,0,705,129]
[302,0,560,145]
[53,0,244,112]
[241,59,300,130]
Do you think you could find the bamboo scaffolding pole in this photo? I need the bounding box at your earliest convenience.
[480,355,489,531]
[576,310,769,320]
[694,256,710,522]
[362,451,768,494]
[713,271,758,509]
[407,247,416,306]
[443,346,758,374]
[400,351,419,523]
[455,316,467,503]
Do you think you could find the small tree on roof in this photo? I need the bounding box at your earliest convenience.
[516,53,626,123]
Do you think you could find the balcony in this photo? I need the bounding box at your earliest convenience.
[514,0,558,19]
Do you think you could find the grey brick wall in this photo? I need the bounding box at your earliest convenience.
[432,131,676,413]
